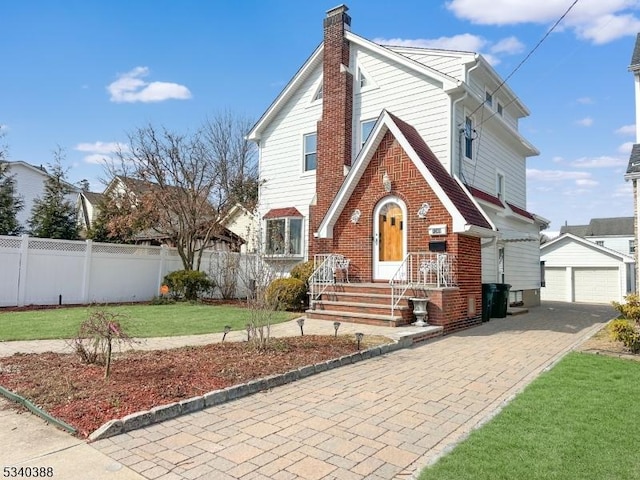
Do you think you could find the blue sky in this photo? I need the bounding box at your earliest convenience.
[2,0,640,235]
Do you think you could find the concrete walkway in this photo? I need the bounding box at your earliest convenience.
[1,302,615,479]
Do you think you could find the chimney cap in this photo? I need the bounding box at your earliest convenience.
[326,4,349,17]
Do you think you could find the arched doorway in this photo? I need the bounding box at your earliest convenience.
[373,196,407,280]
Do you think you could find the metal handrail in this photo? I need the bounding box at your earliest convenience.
[389,252,457,316]
[309,253,348,304]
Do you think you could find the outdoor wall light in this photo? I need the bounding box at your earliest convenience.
[351,209,361,224]
[297,318,305,336]
[382,171,392,192]
[333,321,341,337]
[355,332,364,350]
[418,202,430,219]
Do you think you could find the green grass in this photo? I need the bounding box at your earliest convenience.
[419,352,640,480]
[0,304,298,341]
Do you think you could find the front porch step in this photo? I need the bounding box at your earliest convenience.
[312,300,409,316]
[305,309,408,327]
[321,291,400,306]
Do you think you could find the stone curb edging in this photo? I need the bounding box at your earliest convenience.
[0,385,77,434]
[89,337,413,441]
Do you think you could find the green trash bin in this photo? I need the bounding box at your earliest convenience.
[481,283,496,322]
[491,283,511,318]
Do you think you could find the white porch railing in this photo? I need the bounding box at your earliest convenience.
[309,253,349,304]
[390,252,457,316]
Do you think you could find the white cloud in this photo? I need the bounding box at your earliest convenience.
[445,0,640,44]
[618,142,634,154]
[616,124,636,135]
[552,156,564,163]
[75,141,128,155]
[570,155,627,167]
[75,141,129,165]
[576,97,594,104]
[613,181,634,197]
[489,36,525,54]
[107,66,192,103]
[374,33,523,66]
[575,178,599,187]
[576,116,594,127]
[526,168,593,182]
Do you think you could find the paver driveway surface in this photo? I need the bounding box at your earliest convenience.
[90,302,614,479]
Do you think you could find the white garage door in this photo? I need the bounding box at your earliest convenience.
[541,267,567,302]
[573,267,619,304]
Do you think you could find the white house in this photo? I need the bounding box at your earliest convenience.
[560,217,635,257]
[540,233,635,304]
[247,5,547,329]
[1,160,80,232]
[220,203,258,253]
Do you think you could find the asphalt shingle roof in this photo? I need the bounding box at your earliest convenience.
[561,217,634,237]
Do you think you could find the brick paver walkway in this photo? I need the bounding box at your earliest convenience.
[91,302,614,479]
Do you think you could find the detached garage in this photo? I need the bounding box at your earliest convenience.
[540,233,635,304]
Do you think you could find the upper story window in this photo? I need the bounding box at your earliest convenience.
[303,133,317,172]
[497,101,504,117]
[464,115,474,160]
[312,82,323,102]
[358,67,368,88]
[596,240,604,247]
[496,172,505,201]
[265,217,303,256]
[485,90,493,108]
[361,119,376,148]
[630,239,636,254]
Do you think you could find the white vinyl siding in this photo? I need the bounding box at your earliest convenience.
[584,235,635,256]
[540,236,631,303]
[351,47,451,170]
[385,47,471,80]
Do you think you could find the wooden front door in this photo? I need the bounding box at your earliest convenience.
[373,197,406,280]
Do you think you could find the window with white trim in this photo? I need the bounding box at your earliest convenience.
[361,119,376,148]
[303,133,317,172]
[630,239,636,254]
[596,240,604,247]
[464,115,474,160]
[485,89,493,108]
[358,67,368,88]
[312,82,323,102]
[496,172,505,201]
[497,101,503,116]
[265,217,303,256]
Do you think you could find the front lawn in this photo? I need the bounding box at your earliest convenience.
[419,352,640,480]
[0,303,298,341]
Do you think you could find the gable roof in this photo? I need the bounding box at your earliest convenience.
[625,143,640,178]
[560,217,634,237]
[316,110,493,238]
[541,232,634,263]
[630,33,640,72]
[2,160,81,192]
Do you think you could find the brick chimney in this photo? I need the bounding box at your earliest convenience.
[310,4,353,256]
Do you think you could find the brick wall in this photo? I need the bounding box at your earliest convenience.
[310,6,353,257]
[327,131,483,331]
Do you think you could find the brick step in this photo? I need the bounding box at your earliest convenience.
[305,309,409,327]
[316,282,430,297]
[312,300,409,316]
[320,291,402,306]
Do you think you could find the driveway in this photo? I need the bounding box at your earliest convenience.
[86,302,614,479]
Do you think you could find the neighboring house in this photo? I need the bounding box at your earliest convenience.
[540,233,635,304]
[560,217,636,257]
[625,33,640,294]
[1,160,80,231]
[101,175,244,251]
[77,190,104,237]
[220,203,258,253]
[247,5,547,330]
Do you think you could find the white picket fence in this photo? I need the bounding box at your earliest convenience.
[0,235,257,307]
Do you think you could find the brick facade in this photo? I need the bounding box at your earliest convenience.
[328,131,482,331]
[310,6,353,257]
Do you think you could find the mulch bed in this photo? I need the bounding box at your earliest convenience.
[0,335,389,438]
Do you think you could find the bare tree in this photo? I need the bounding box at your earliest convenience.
[101,111,257,270]
[203,111,258,211]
